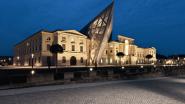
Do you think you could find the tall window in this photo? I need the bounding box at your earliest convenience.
[39,44,42,51]
[38,57,41,63]
[62,44,66,50]
[32,41,34,52]
[47,44,50,51]
[80,46,83,52]
[62,56,66,63]
[35,40,37,51]
[80,57,83,63]
[34,58,37,63]
[72,45,75,51]
[39,37,42,51]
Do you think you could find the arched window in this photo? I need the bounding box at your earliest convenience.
[62,56,66,63]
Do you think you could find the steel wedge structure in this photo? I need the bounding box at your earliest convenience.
[81,2,114,66]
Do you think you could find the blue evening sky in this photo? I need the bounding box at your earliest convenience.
[0,0,185,56]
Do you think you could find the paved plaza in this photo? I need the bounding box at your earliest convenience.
[0,77,184,104]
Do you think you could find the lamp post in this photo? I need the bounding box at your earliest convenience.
[31,54,34,69]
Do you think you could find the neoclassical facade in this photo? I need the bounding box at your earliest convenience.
[13,30,156,67]
[14,30,90,66]
[99,35,156,65]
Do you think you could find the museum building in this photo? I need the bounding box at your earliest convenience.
[13,2,156,67]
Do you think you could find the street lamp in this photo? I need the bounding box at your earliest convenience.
[122,66,125,70]
[89,68,93,72]
[31,70,35,75]
[31,54,34,69]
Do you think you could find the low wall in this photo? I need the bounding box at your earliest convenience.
[0,65,185,88]
[27,74,54,84]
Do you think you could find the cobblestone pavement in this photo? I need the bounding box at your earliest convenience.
[0,77,185,104]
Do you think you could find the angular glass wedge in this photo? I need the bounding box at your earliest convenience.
[81,2,114,65]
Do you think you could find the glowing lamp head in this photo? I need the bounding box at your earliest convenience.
[122,66,125,69]
[31,54,34,58]
[89,68,93,72]
[31,70,35,75]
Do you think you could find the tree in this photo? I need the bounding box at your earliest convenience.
[116,52,125,66]
[50,44,64,70]
[146,54,153,64]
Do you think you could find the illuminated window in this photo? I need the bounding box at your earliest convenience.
[72,45,75,51]
[80,57,83,63]
[106,50,108,54]
[47,44,50,51]
[80,46,83,52]
[62,57,66,63]
[62,44,66,50]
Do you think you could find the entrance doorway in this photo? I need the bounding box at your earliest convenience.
[70,56,77,65]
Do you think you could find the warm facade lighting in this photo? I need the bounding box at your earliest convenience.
[125,40,129,55]
[110,58,112,63]
[24,62,29,66]
[13,2,157,67]
[17,56,20,60]
[101,59,103,63]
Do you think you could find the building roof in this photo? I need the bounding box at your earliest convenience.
[118,35,135,41]
[14,30,52,47]
[62,30,88,37]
